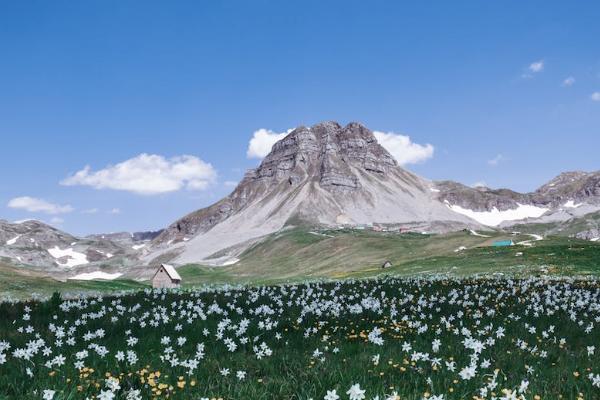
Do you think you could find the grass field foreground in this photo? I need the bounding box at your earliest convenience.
[1,276,599,399]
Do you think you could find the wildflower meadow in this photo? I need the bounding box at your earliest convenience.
[1,276,599,399]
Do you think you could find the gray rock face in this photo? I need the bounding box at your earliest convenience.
[533,171,600,206]
[86,230,163,245]
[435,171,600,212]
[434,181,528,212]
[575,229,600,240]
[0,220,142,277]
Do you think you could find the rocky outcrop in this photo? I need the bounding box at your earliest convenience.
[533,171,600,206]
[434,181,528,212]
[0,220,139,274]
[435,171,600,212]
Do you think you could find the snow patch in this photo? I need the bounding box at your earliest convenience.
[68,271,122,281]
[447,203,549,227]
[221,258,240,266]
[47,246,89,268]
[517,233,543,247]
[591,238,599,242]
[97,250,113,259]
[468,230,490,238]
[563,200,583,208]
[6,235,21,245]
[430,188,440,193]
[454,246,467,252]
[132,244,146,250]
[527,234,543,241]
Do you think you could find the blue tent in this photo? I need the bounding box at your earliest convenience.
[492,240,514,247]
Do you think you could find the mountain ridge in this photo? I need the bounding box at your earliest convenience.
[1,121,599,276]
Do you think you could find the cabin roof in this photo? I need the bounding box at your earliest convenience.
[153,263,181,281]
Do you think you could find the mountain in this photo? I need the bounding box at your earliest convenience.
[86,230,163,247]
[144,121,479,265]
[433,171,600,227]
[2,121,598,278]
[0,220,150,280]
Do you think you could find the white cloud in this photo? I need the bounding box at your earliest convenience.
[7,197,73,214]
[521,60,544,79]
[50,217,64,225]
[373,131,434,165]
[562,76,575,87]
[224,180,238,187]
[81,208,99,214]
[529,60,544,73]
[591,92,600,102]
[108,208,121,214]
[246,128,292,159]
[471,181,488,188]
[60,154,216,195]
[488,154,505,166]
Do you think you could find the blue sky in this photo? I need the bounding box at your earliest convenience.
[1,1,599,235]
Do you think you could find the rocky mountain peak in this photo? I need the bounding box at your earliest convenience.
[247,121,397,188]
[149,121,475,263]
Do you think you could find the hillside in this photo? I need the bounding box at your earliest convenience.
[170,227,600,285]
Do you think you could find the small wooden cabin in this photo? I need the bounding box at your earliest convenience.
[152,264,182,289]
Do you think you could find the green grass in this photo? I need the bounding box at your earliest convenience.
[176,229,600,286]
[0,261,146,300]
[0,277,598,399]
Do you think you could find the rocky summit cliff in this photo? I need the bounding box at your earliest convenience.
[145,121,476,265]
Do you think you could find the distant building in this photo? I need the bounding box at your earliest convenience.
[492,240,514,247]
[152,264,182,289]
[381,260,392,269]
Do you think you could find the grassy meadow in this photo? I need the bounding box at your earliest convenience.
[1,276,599,399]
[2,228,600,300]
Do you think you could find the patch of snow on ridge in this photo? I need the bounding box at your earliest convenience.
[517,233,543,247]
[97,250,113,259]
[221,258,240,266]
[132,244,146,250]
[6,235,21,245]
[591,238,599,242]
[563,200,583,208]
[47,246,89,268]
[468,230,490,238]
[68,271,122,280]
[447,203,549,227]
